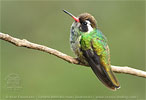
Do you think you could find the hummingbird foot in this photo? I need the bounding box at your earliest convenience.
[74,57,89,66]
[74,57,81,64]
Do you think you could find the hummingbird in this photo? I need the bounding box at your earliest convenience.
[63,10,120,90]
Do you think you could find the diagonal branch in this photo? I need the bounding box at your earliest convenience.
[0,32,146,78]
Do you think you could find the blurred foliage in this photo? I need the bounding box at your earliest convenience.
[0,0,145,100]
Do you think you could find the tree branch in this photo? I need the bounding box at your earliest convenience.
[0,32,146,78]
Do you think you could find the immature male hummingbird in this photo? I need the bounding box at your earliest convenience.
[63,10,120,90]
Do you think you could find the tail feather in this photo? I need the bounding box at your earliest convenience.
[81,49,120,90]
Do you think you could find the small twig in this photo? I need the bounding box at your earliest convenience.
[0,32,146,78]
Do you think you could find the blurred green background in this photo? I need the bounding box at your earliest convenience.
[0,0,145,100]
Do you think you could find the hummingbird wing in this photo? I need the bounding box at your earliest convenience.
[80,30,120,90]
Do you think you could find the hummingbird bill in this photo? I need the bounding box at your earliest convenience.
[63,10,120,90]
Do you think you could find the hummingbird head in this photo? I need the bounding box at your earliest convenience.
[63,10,97,33]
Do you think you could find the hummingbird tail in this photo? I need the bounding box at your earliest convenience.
[82,49,120,90]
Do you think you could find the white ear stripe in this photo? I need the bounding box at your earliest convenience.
[86,20,93,33]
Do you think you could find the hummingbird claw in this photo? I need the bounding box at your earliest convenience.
[74,57,81,64]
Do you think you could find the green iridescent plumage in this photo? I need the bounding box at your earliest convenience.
[80,29,108,66]
[63,10,120,90]
[80,29,119,88]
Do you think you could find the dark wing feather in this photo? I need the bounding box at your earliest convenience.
[81,49,120,90]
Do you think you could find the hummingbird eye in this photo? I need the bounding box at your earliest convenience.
[82,22,87,25]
